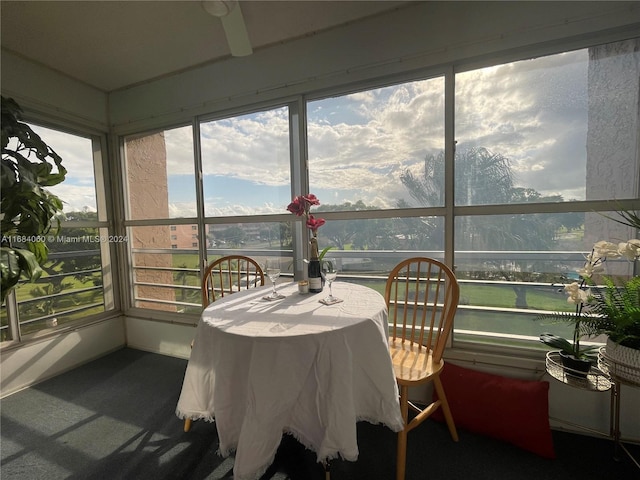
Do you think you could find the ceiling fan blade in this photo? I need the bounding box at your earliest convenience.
[221,4,252,57]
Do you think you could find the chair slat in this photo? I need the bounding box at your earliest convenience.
[201,255,265,307]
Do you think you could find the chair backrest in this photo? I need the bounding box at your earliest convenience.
[201,255,265,307]
[384,257,459,362]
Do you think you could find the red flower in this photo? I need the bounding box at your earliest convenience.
[288,193,326,233]
[306,215,325,232]
[302,194,320,207]
[286,196,306,216]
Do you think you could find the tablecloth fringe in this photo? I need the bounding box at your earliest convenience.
[283,427,357,464]
[175,408,215,424]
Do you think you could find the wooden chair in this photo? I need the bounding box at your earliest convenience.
[183,254,265,432]
[200,254,265,307]
[385,257,460,480]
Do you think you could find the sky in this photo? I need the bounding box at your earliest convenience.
[28,126,97,213]
[24,44,637,218]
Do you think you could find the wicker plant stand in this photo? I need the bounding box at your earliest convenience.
[545,351,611,392]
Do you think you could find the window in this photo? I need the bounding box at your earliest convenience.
[308,77,445,210]
[200,107,290,216]
[455,45,637,204]
[115,37,638,356]
[1,125,112,342]
[123,107,294,315]
[304,40,639,351]
[451,39,639,348]
[123,126,198,314]
[125,127,197,220]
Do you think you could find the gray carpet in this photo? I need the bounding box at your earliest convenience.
[1,348,638,479]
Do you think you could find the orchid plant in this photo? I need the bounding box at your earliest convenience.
[539,237,640,358]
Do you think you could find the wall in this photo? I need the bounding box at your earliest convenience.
[125,316,194,360]
[1,50,108,132]
[0,318,125,397]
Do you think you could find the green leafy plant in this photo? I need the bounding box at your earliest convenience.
[586,276,640,349]
[1,96,66,303]
[319,245,335,261]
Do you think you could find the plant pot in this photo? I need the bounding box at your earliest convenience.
[559,351,592,378]
[603,338,640,386]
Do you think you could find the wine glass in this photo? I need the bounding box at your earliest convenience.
[265,259,284,299]
[321,258,339,303]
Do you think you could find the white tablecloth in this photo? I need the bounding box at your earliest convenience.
[176,281,403,480]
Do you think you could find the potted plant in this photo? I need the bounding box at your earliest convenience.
[1,96,66,303]
[538,215,640,379]
[594,209,640,383]
[538,285,600,377]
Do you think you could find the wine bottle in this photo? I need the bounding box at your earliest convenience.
[308,236,323,293]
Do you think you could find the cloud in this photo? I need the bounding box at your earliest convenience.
[199,107,290,187]
[454,49,589,200]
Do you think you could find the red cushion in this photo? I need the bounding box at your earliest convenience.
[432,362,555,458]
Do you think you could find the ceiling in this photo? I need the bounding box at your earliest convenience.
[1,0,411,93]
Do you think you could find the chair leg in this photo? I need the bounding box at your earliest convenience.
[324,460,331,480]
[396,384,409,480]
[184,418,192,432]
[433,375,459,442]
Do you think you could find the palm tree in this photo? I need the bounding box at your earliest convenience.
[400,146,561,309]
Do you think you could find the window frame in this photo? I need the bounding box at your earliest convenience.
[1,118,117,347]
[116,36,640,355]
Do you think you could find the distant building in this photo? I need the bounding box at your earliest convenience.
[170,224,199,249]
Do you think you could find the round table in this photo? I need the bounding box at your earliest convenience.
[176,281,403,480]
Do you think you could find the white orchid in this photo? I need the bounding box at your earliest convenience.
[593,240,621,259]
[579,239,639,280]
[564,282,590,305]
[617,239,640,261]
[578,260,604,279]
[564,238,640,308]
